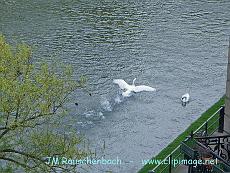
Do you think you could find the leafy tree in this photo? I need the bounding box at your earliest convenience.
[0,35,90,172]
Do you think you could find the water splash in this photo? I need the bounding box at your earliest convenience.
[101,92,125,111]
[76,121,94,128]
[83,110,105,120]
[114,94,123,104]
[100,98,112,112]
[79,93,125,128]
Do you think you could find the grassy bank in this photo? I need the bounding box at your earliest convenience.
[138,96,225,173]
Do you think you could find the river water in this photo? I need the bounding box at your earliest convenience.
[0,0,230,172]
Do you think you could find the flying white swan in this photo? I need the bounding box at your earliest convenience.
[113,78,156,97]
[181,93,190,106]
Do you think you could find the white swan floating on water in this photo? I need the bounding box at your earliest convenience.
[113,78,156,97]
[181,93,190,106]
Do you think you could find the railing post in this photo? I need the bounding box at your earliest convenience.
[217,137,221,155]
[169,155,172,173]
[205,121,208,136]
[190,130,193,139]
[218,106,225,133]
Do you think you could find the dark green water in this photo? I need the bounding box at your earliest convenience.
[0,0,229,172]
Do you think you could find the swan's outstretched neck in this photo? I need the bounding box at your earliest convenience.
[132,78,136,85]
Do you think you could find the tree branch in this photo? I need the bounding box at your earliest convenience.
[14,98,21,122]
[0,149,71,173]
[0,127,8,131]
[0,156,31,169]
[5,111,10,127]
[0,129,9,139]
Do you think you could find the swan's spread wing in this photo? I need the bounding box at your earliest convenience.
[113,79,129,90]
[134,85,156,92]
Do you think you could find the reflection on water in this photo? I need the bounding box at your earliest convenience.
[0,0,230,172]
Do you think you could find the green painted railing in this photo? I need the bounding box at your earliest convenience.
[150,106,223,173]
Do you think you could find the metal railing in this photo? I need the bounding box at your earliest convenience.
[149,106,224,173]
